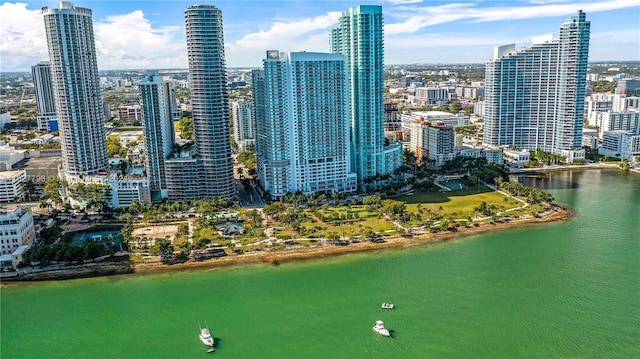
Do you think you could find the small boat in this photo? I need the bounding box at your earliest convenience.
[373,320,391,337]
[199,325,215,352]
[381,303,394,309]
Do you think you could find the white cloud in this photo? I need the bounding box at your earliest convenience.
[94,10,185,69]
[0,2,48,71]
[386,0,423,4]
[226,11,341,67]
[0,3,186,71]
[385,0,639,35]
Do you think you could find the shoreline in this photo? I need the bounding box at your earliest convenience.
[2,204,573,283]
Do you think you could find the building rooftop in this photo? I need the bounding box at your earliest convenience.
[0,170,24,178]
[21,156,62,170]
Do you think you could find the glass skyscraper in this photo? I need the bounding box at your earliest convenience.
[180,5,235,199]
[330,5,386,183]
[42,1,108,176]
[483,11,590,157]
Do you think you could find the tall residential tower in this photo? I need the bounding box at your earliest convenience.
[179,4,235,199]
[330,5,387,183]
[483,11,590,161]
[253,51,357,200]
[31,62,57,132]
[42,1,108,176]
[139,71,176,199]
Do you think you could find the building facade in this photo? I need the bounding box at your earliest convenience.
[599,130,640,164]
[331,5,387,182]
[483,11,590,158]
[42,1,108,176]
[117,105,142,122]
[253,51,357,200]
[180,4,235,200]
[231,101,255,152]
[0,170,26,203]
[139,71,175,199]
[0,207,36,268]
[408,118,455,168]
[31,62,57,132]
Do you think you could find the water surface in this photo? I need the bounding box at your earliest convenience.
[2,170,639,358]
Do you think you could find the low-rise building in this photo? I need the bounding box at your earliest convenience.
[599,130,640,164]
[503,149,531,168]
[0,170,26,203]
[457,146,504,165]
[0,206,36,269]
[0,145,27,171]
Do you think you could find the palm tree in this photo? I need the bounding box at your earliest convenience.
[20,179,36,202]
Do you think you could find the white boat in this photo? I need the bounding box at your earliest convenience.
[381,303,394,309]
[373,320,391,337]
[199,325,215,352]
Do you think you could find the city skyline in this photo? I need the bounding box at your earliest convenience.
[1,0,638,72]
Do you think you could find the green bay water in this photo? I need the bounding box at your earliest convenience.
[2,170,639,358]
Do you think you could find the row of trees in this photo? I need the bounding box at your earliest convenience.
[496,179,554,204]
[530,149,567,166]
[25,240,111,266]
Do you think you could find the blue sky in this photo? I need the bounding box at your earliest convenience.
[1,0,638,71]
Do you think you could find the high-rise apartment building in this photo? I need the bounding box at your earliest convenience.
[231,101,255,152]
[139,71,176,199]
[42,1,108,176]
[31,62,57,132]
[253,51,357,200]
[409,118,455,168]
[175,4,234,199]
[331,5,388,182]
[483,11,590,161]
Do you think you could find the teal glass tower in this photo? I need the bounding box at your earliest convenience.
[331,5,385,184]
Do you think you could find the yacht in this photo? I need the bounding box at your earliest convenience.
[381,303,394,309]
[372,320,391,337]
[199,326,215,352]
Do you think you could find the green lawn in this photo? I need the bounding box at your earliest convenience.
[110,126,143,132]
[396,187,520,215]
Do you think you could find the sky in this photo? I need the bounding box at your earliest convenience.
[1,0,639,72]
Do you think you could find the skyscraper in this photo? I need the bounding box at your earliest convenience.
[331,5,387,183]
[139,71,175,199]
[483,11,590,160]
[253,51,357,200]
[231,101,255,152]
[31,62,57,132]
[42,1,108,176]
[182,4,235,199]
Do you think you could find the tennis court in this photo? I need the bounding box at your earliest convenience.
[70,230,123,247]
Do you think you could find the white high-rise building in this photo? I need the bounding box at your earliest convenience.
[253,51,357,200]
[31,62,57,132]
[483,11,590,160]
[231,101,255,152]
[139,71,176,199]
[42,2,108,176]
